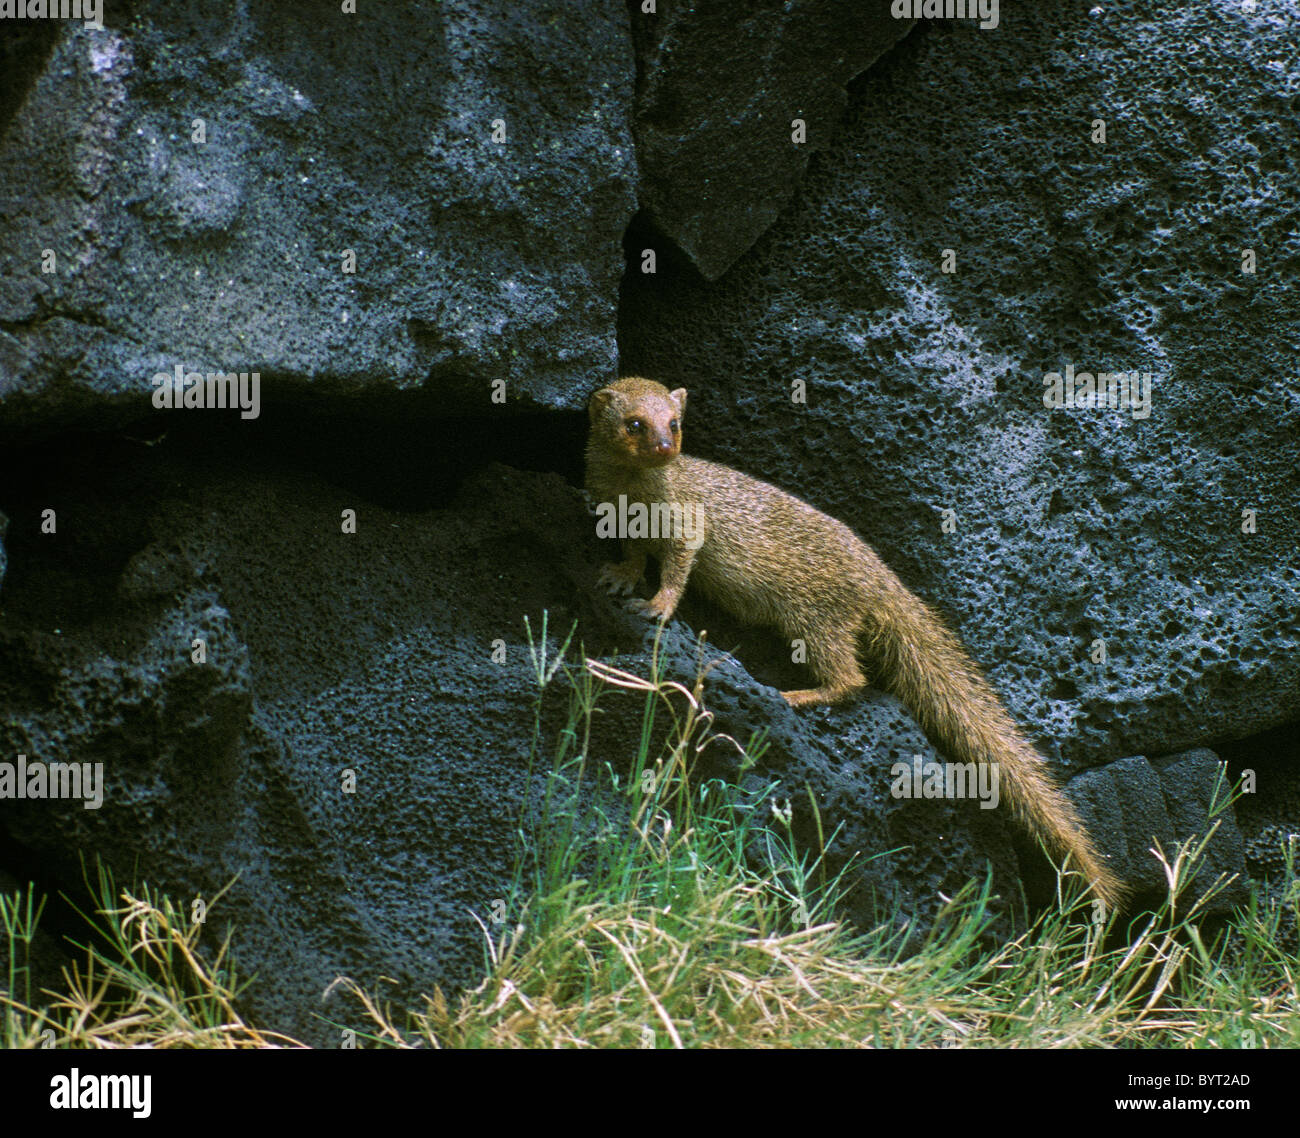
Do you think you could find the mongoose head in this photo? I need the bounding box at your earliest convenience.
[587,377,687,468]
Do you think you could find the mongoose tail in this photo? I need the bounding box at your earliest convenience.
[866,583,1127,908]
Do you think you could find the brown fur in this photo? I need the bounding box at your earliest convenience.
[585,376,1125,907]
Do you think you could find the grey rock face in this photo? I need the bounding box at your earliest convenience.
[629,0,913,279]
[0,1,637,426]
[621,3,1300,768]
[1069,749,1248,904]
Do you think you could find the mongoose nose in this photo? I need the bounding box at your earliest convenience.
[655,438,674,454]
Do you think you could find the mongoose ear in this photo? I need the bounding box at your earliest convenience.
[588,387,618,424]
[670,388,687,417]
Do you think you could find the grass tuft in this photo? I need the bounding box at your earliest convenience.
[1,859,303,1048]
[335,620,1299,1048]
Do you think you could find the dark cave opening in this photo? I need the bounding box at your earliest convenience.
[0,388,589,619]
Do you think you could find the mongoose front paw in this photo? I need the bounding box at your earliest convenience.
[598,560,642,596]
[626,594,675,622]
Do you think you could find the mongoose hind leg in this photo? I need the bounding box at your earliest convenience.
[780,625,867,708]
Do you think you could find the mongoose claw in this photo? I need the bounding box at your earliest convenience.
[625,595,672,622]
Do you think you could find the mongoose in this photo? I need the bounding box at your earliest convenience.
[585,376,1125,907]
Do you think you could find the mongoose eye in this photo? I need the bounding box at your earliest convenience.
[669,419,679,433]
[625,419,643,434]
